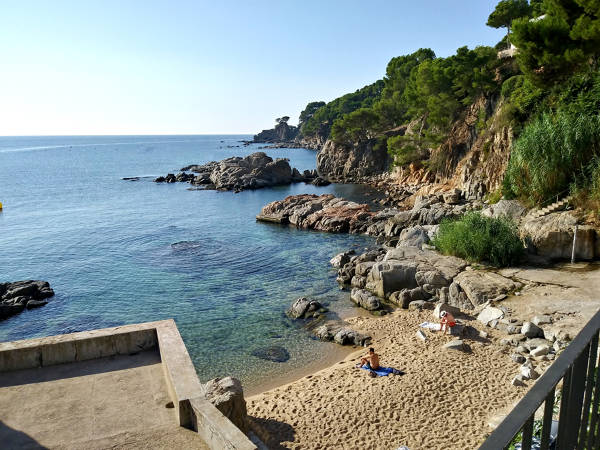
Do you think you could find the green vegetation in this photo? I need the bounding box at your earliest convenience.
[299,81,384,138]
[293,0,600,212]
[503,111,600,204]
[511,0,600,87]
[433,212,524,267]
[487,0,532,46]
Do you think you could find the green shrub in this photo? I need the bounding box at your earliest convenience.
[433,212,524,267]
[503,111,600,205]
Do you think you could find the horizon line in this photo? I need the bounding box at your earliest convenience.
[0,133,256,137]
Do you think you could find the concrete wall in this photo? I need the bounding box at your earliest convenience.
[0,319,259,450]
[0,321,159,371]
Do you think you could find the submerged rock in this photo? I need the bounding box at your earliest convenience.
[250,345,290,363]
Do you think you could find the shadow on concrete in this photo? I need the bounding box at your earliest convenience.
[0,350,161,388]
[249,416,295,450]
[0,421,49,449]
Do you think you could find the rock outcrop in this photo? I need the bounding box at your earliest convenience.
[253,121,299,143]
[452,271,521,309]
[0,280,54,319]
[257,193,474,238]
[313,323,371,347]
[481,200,527,221]
[156,152,317,192]
[520,211,597,261]
[286,297,325,319]
[204,377,248,433]
[256,194,377,233]
[316,139,392,182]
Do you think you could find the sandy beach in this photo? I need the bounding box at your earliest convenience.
[247,264,600,450]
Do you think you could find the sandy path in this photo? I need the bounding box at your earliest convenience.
[247,309,525,450]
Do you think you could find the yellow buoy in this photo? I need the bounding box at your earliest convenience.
[0,201,3,210]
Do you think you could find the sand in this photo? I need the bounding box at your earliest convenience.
[247,263,600,450]
[247,309,524,450]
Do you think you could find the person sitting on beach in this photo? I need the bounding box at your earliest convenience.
[440,310,456,334]
[359,348,380,370]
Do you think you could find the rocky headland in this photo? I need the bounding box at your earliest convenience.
[0,280,54,319]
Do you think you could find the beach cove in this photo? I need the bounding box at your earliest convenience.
[0,135,382,392]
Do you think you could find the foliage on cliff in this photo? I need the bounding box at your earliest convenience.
[294,0,600,210]
[299,81,384,139]
[499,1,600,208]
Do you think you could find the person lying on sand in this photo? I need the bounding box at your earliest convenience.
[359,348,380,370]
[440,310,456,334]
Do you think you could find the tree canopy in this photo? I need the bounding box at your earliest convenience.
[487,0,532,37]
[511,0,600,85]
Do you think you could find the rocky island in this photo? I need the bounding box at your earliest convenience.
[154,151,329,192]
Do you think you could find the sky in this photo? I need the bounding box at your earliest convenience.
[0,1,505,136]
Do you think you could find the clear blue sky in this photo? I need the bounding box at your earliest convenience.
[0,0,504,135]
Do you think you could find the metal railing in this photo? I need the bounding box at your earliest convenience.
[479,309,600,450]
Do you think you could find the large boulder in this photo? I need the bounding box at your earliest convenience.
[333,327,371,346]
[286,297,323,319]
[330,250,355,268]
[481,200,527,221]
[350,289,381,311]
[366,261,418,299]
[520,211,596,261]
[397,226,430,249]
[204,377,248,433]
[477,305,505,326]
[453,271,521,308]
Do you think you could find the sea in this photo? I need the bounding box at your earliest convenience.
[0,135,379,391]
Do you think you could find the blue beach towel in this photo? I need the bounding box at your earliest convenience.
[359,366,405,377]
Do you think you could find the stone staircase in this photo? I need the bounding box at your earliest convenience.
[531,196,572,219]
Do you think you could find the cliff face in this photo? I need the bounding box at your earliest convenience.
[316,93,513,199]
[316,139,391,182]
[438,95,513,199]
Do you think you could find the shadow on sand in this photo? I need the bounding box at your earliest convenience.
[0,421,49,450]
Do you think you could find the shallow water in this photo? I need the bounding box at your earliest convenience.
[0,135,377,389]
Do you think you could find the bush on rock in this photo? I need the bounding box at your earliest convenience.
[433,212,524,267]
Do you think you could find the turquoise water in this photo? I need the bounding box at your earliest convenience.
[0,135,375,389]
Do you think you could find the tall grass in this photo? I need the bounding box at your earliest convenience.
[433,212,524,267]
[503,112,600,205]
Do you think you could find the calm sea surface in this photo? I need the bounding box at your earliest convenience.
[0,135,378,389]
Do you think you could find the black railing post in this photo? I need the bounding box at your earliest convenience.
[522,416,534,450]
[565,343,590,448]
[586,344,600,450]
[577,333,598,448]
[540,387,555,450]
[557,368,572,450]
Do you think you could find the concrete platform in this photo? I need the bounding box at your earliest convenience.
[0,350,208,449]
